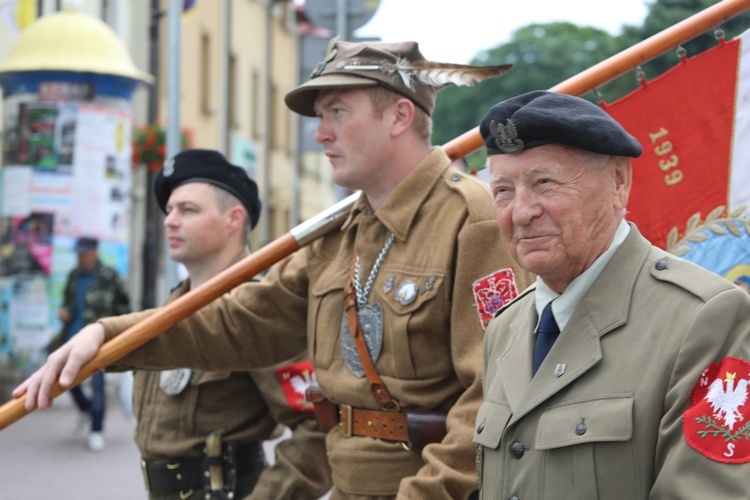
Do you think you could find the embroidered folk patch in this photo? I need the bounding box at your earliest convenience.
[472,268,518,331]
[277,360,317,414]
[683,356,750,463]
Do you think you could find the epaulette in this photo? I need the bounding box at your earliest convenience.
[442,168,495,222]
[647,251,734,302]
[494,282,536,319]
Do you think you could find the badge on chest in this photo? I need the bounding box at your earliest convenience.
[159,368,192,395]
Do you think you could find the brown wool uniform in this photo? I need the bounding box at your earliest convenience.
[102,147,534,499]
[110,279,331,500]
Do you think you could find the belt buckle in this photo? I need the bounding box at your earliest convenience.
[340,404,352,438]
[140,459,151,492]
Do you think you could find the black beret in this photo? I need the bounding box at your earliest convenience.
[75,236,98,253]
[154,149,262,229]
[480,90,642,157]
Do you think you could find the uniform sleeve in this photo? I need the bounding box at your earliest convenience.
[398,217,533,499]
[102,248,312,372]
[244,352,332,500]
[651,287,750,498]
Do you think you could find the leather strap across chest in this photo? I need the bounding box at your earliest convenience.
[344,255,399,411]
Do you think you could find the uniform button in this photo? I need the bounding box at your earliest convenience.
[451,174,461,182]
[510,496,520,500]
[509,441,525,458]
[576,422,587,435]
[477,422,485,434]
[655,259,668,271]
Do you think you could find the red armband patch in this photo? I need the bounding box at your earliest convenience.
[472,268,519,331]
[277,360,316,414]
[683,356,750,463]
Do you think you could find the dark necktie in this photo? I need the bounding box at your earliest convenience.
[533,301,560,375]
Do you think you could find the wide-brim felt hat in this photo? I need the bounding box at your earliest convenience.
[285,40,434,117]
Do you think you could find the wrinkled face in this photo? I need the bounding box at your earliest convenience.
[313,88,391,190]
[164,182,230,265]
[489,144,631,293]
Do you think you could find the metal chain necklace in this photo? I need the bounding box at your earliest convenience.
[354,233,395,308]
[340,232,395,377]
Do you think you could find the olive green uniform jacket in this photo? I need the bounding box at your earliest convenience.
[102,147,533,499]
[110,278,332,500]
[475,224,750,499]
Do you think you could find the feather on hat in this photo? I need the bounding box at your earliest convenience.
[285,39,512,117]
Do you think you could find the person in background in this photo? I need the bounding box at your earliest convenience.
[474,90,750,499]
[17,40,534,499]
[57,236,130,451]
[117,149,332,499]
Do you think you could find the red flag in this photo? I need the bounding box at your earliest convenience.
[603,31,750,292]
[603,34,744,250]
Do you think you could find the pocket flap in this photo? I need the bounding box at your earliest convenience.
[536,393,633,449]
[309,261,348,297]
[473,400,512,449]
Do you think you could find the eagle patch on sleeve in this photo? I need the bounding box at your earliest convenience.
[277,360,317,414]
[472,268,519,331]
[683,356,750,463]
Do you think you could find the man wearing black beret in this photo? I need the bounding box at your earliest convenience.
[108,149,332,499]
[474,91,750,499]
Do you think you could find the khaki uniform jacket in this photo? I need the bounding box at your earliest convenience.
[111,278,332,500]
[102,148,534,499]
[475,224,750,499]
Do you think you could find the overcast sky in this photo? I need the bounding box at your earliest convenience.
[353,0,651,63]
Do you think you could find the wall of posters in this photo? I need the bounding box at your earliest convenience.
[0,82,132,372]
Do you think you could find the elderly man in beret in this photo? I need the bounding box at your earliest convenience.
[473,90,750,499]
[17,40,533,499]
[101,149,331,499]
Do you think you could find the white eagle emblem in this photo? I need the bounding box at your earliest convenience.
[705,372,749,430]
[289,369,316,396]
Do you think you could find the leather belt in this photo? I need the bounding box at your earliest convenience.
[140,441,266,494]
[339,403,409,442]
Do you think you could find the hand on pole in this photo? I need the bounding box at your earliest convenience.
[12,323,106,411]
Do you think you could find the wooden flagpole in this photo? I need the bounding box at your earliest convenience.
[2,0,750,430]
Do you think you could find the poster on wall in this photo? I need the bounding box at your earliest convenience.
[0,213,54,276]
[70,102,132,242]
[0,86,133,363]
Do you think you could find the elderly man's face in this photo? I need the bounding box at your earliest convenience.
[489,144,631,293]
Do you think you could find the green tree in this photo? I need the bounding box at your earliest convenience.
[638,0,750,80]
[433,0,750,171]
[433,22,623,168]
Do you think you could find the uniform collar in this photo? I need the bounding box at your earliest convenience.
[535,219,630,332]
[340,147,450,242]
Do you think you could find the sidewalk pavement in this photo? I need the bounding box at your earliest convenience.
[0,377,144,500]
[0,374,333,499]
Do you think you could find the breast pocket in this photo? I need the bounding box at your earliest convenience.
[372,270,446,379]
[536,394,637,499]
[474,400,512,497]
[308,263,349,370]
